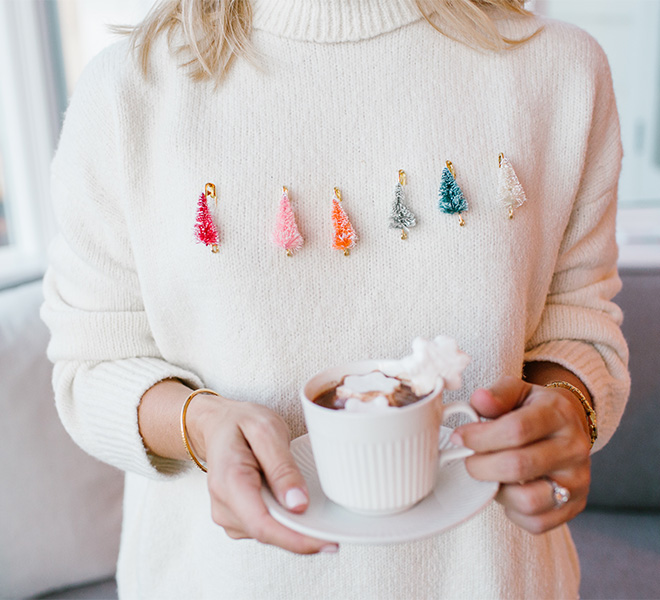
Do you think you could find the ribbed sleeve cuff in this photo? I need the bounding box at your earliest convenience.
[524,339,629,452]
[66,357,204,478]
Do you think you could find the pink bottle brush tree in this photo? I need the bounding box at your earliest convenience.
[273,186,304,256]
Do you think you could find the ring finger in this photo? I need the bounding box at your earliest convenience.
[497,477,573,517]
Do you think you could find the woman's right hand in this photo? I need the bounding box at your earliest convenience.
[187,393,338,554]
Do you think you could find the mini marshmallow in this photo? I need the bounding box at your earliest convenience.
[344,395,393,413]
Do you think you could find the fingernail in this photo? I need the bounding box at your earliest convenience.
[284,488,307,510]
[450,432,464,447]
[319,544,339,553]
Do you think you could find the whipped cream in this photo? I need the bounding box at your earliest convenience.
[379,336,471,396]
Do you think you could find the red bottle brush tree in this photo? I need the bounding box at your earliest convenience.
[194,183,220,253]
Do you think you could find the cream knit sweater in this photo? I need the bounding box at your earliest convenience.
[42,1,630,598]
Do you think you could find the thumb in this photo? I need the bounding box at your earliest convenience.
[264,450,310,514]
[245,425,309,514]
[470,375,533,418]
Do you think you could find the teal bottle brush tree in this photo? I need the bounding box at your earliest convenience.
[438,160,467,226]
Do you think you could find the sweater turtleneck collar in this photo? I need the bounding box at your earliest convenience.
[251,0,422,43]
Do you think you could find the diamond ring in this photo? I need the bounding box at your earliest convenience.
[547,477,570,509]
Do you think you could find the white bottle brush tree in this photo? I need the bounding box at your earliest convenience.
[389,170,417,240]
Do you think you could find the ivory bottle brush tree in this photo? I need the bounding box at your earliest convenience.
[497,153,527,219]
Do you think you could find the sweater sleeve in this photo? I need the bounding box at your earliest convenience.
[41,45,203,478]
[524,40,630,452]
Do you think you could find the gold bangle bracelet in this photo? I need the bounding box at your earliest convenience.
[545,380,597,449]
[180,388,220,473]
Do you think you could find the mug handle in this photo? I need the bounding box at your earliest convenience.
[438,403,479,466]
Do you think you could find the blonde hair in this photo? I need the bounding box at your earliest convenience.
[416,0,536,49]
[124,0,536,83]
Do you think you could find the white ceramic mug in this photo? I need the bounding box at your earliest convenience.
[300,360,479,516]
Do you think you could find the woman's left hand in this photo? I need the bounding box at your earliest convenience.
[450,375,592,534]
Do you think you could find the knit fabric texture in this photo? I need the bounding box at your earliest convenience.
[41,0,629,597]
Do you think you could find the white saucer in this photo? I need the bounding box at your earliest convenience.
[261,428,499,544]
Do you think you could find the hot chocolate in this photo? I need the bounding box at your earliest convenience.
[311,336,471,413]
[313,371,423,411]
[300,336,476,514]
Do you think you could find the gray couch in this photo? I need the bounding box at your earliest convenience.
[2,270,658,600]
[569,268,660,600]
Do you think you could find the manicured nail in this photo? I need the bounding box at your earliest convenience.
[450,432,464,447]
[284,488,307,510]
[319,544,339,553]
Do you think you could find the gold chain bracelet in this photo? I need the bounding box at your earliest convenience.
[180,388,220,472]
[545,380,597,448]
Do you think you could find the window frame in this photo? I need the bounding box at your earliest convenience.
[0,0,657,288]
[0,0,62,289]
[535,0,660,269]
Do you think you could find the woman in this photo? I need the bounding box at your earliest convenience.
[42,0,629,597]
